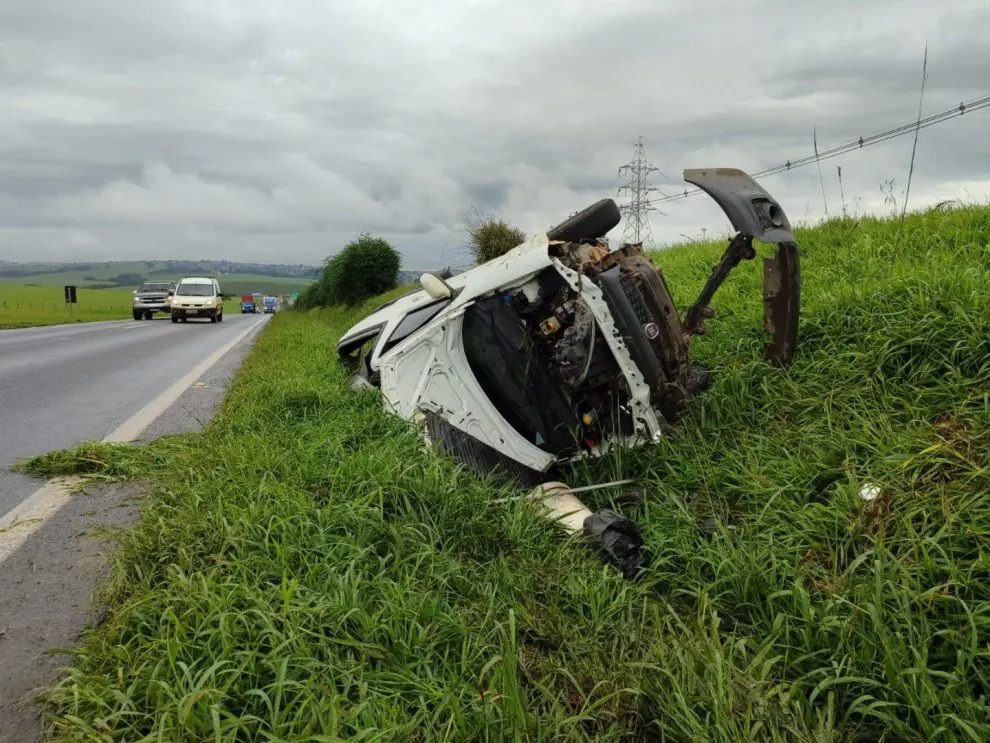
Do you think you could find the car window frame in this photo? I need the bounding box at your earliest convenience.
[379,299,451,356]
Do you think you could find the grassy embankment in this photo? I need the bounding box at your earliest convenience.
[19,206,989,740]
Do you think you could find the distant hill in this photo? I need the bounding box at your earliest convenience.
[0,261,463,296]
[0,259,319,282]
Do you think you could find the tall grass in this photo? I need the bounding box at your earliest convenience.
[28,206,990,740]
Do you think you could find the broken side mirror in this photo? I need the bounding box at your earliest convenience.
[420,272,459,300]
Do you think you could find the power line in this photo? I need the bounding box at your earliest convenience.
[617,136,665,246]
[650,94,990,205]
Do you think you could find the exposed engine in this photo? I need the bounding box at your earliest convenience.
[503,268,631,454]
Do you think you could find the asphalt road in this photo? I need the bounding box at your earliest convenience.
[0,313,268,519]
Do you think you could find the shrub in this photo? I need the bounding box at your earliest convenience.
[298,234,400,308]
[467,214,525,264]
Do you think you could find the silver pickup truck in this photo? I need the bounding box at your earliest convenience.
[131,281,176,320]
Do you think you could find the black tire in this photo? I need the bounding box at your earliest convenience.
[217,311,223,323]
[171,315,178,323]
[132,310,142,321]
[210,314,217,324]
[144,311,153,320]
[546,198,621,243]
[180,316,187,323]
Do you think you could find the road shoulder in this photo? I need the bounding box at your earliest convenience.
[0,320,262,742]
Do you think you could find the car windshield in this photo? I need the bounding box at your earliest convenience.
[140,283,172,292]
[176,283,214,296]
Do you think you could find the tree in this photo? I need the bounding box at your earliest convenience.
[297,234,400,308]
[467,211,525,265]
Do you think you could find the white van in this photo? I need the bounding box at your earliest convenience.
[170,277,224,323]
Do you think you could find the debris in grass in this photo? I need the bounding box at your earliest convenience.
[583,508,646,578]
[859,482,882,502]
[528,481,646,578]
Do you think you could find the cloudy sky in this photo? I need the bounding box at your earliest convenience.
[2,0,988,269]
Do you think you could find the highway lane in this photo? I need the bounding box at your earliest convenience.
[0,313,269,518]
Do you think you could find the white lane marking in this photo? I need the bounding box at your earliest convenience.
[104,317,264,442]
[0,316,268,563]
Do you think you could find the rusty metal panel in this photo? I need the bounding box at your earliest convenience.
[763,241,800,365]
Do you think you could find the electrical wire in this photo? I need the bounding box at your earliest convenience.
[649,95,990,204]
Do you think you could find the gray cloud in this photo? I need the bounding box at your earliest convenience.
[1,0,988,268]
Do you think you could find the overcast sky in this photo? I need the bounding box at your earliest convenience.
[2,0,988,269]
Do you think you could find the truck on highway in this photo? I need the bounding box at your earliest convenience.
[262,296,278,314]
[240,294,257,313]
[131,281,176,320]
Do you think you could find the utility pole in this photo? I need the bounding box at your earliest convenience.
[617,137,662,247]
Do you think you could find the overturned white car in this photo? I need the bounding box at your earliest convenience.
[338,168,800,482]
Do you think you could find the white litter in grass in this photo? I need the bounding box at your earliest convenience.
[859,482,882,502]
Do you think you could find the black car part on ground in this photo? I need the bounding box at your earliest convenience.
[583,508,647,578]
[683,168,801,365]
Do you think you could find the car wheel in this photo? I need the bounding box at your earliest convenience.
[210,314,217,324]
[132,310,142,320]
[217,311,223,323]
[180,316,187,323]
[171,315,178,323]
[144,311,153,320]
[546,198,621,243]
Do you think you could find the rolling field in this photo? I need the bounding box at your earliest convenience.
[0,285,135,328]
[0,284,248,329]
[0,271,312,297]
[18,206,990,740]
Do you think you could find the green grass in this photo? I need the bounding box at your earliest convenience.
[20,206,990,740]
[0,285,136,328]
[0,284,250,329]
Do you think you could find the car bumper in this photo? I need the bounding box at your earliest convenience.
[133,303,169,312]
[171,307,219,316]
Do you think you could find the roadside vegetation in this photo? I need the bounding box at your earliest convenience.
[297,234,400,309]
[466,210,526,263]
[20,205,989,740]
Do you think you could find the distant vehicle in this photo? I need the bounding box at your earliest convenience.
[171,278,224,324]
[240,294,257,314]
[131,281,176,320]
[262,296,278,314]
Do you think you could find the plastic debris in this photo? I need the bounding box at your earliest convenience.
[583,508,647,579]
[859,482,882,502]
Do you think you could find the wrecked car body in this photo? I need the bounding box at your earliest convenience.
[338,168,800,481]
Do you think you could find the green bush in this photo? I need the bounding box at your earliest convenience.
[298,234,400,308]
[468,215,525,264]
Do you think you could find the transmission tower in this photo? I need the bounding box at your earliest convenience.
[617,137,662,246]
